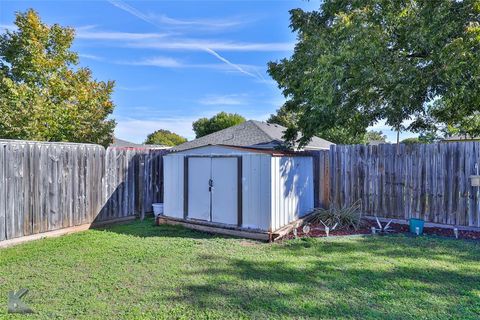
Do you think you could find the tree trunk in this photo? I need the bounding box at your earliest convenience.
[396,128,400,154]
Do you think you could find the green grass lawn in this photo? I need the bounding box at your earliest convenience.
[0,219,479,319]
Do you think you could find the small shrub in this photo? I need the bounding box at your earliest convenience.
[310,201,363,230]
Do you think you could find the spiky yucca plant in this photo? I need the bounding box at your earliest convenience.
[311,201,363,230]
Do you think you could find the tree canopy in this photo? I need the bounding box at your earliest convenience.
[0,10,115,146]
[144,129,187,146]
[401,137,421,145]
[192,112,245,138]
[268,0,480,146]
[267,104,377,144]
[267,104,297,128]
[267,104,366,144]
[365,131,387,144]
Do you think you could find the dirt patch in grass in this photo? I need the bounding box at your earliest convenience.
[239,240,259,247]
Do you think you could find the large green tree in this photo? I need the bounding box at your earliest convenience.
[267,103,298,128]
[144,129,187,146]
[269,0,480,146]
[365,130,387,144]
[0,10,115,146]
[192,112,245,138]
[267,103,366,144]
[444,113,480,139]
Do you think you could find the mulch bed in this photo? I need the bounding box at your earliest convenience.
[287,219,480,240]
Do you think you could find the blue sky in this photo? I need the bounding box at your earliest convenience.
[0,0,416,143]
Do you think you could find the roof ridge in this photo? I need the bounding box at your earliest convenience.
[173,119,333,151]
[249,120,283,142]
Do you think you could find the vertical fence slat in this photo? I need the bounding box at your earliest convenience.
[474,142,480,227]
[6,143,14,239]
[0,144,5,241]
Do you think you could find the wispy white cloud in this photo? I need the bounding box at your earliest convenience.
[78,53,103,61]
[154,14,248,29]
[107,0,158,27]
[109,0,251,30]
[119,56,183,68]
[106,0,265,81]
[253,78,278,86]
[203,47,257,78]
[76,29,169,40]
[198,94,247,106]
[116,85,158,92]
[115,56,265,77]
[126,39,294,52]
[75,26,293,52]
[197,92,286,114]
[75,25,97,31]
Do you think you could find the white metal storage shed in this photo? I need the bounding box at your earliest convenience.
[162,145,314,239]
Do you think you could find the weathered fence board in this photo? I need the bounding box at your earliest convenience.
[94,148,168,223]
[322,142,480,227]
[0,144,5,241]
[0,141,105,239]
[310,150,330,209]
[0,140,168,242]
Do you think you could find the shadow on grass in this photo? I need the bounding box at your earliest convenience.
[170,240,480,319]
[97,219,480,318]
[98,217,230,240]
[277,235,480,263]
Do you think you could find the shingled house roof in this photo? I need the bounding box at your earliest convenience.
[111,137,144,148]
[442,135,480,142]
[111,137,170,149]
[173,120,333,151]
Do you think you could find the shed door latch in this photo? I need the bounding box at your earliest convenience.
[208,179,213,192]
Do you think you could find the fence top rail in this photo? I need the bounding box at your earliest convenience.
[0,139,104,148]
[107,146,171,151]
[0,139,175,154]
[331,141,480,149]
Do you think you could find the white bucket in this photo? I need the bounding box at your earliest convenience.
[152,203,164,218]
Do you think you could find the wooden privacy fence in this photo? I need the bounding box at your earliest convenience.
[97,147,166,222]
[3,138,479,243]
[313,142,480,228]
[0,140,168,242]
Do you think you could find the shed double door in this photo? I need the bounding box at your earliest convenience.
[187,157,238,225]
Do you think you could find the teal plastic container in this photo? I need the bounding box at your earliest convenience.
[409,218,424,235]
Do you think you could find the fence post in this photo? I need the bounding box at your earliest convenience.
[0,144,5,241]
[139,155,145,221]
